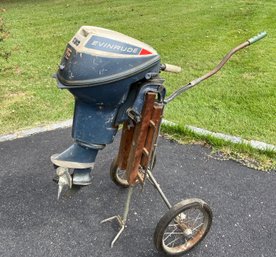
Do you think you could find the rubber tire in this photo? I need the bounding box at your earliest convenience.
[110,158,130,188]
[110,156,157,188]
[154,198,212,256]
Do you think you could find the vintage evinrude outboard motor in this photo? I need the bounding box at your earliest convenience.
[51,26,166,196]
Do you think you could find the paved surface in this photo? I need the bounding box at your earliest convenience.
[0,128,275,257]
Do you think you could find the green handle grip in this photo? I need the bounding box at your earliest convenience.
[248,31,267,44]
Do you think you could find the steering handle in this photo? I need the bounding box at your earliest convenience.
[160,63,182,73]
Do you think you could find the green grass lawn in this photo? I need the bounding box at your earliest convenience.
[0,0,275,148]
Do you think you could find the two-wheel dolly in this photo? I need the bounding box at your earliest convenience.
[102,92,212,255]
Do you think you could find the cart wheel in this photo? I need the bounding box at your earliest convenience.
[110,159,130,188]
[154,198,212,256]
[110,156,157,188]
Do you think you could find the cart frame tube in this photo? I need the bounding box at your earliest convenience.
[147,170,172,209]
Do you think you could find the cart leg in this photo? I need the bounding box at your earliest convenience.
[101,186,134,248]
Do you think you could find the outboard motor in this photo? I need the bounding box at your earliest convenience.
[51,26,165,196]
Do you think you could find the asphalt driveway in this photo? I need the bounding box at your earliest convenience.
[0,128,275,257]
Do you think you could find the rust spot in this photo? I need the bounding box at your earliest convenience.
[65,47,72,60]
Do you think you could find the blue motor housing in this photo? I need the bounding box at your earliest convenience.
[51,26,167,186]
[56,26,163,147]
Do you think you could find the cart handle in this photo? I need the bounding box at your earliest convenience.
[164,32,267,104]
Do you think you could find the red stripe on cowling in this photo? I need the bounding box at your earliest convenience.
[139,48,152,55]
